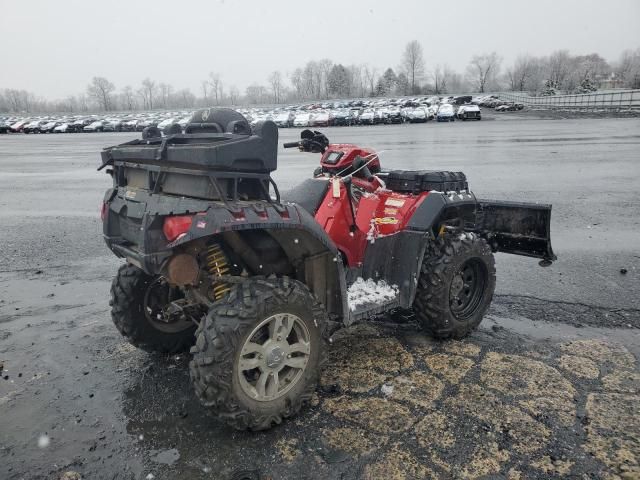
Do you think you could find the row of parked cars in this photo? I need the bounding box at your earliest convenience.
[0,112,194,135]
[1,94,519,135]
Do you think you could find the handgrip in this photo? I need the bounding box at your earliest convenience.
[283,141,300,148]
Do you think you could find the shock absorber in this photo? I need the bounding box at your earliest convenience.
[206,243,231,300]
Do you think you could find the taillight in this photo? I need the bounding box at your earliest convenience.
[100,201,108,221]
[163,215,194,242]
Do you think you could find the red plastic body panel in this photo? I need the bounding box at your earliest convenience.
[313,178,429,267]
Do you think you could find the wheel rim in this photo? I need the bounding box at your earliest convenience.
[449,259,487,320]
[237,313,311,402]
[143,278,192,333]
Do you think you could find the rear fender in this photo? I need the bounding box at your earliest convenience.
[477,199,556,263]
[121,196,348,323]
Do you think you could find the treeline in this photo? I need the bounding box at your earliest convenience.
[1,43,639,114]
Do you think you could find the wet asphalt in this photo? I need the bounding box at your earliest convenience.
[0,111,639,479]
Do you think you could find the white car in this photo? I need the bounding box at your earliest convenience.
[407,108,428,123]
[157,118,175,130]
[53,123,71,133]
[359,109,375,125]
[273,112,294,128]
[293,113,311,127]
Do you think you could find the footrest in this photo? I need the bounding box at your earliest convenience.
[347,277,400,321]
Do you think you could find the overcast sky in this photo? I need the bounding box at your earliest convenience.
[1,0,638,99]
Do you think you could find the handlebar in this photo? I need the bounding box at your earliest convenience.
[283,130,329,153]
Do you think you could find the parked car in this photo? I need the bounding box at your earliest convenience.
[330,109,352,126]
[0,122,9,134]
[136,119,158,131]
[23,120,46,134]
[495,103,523,112]
[436,104,456,122]
[293,113,311,127]
[407,107,428,123]
[453,96,473,105]
[310,112,330,127]
[10,120,28,133]
[457,105,482,120]
[359,109,375,125]
[122,119,139,132]
[103,119,123,132]
[84,120,105,132]
[53,123,72,133]
[39,121,60,133]
[273,111,294,128]
[385,107,403,124]
[157,118,176,131]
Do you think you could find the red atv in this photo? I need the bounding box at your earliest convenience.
[100,108,555,430]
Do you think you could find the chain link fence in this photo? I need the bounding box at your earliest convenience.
[495,89,640,111]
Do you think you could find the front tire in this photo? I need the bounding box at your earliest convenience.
[190,277,326,431]
[110,263,196,353]
[413,233,496,339]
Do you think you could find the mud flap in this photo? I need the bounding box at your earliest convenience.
[477,199,556,264]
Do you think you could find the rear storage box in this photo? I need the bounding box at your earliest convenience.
[101,119,278,201]
[386,170,468,193]
[102,120,278,173]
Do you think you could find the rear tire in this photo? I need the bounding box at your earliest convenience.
[413,233,495,339]
[110,263,196,354]
[189,277,326,431]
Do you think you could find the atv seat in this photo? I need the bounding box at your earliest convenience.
[282,178,329,216]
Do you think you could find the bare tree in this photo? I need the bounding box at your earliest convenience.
[245,84,268,104]
[201,80,209,103]
[545,50,572,91]
[432,64,456,94]
[268,71,284,103]
[347,64,366,98]
[5,89,22,112]
[158,83,173,108]
[121,86,136,110]
[228,86,240,105]
[208,73,223,105]
[616,48,640,88]
[87,76,116,111]
[302,61,321,99]
[318,59,333,98]
[363,65,378,97]
[466,52,501,93]
[290,68,304,100]
[506,55,544,92]
[175,88,195,108]
[401,40,425,94]
[141,78,156,109]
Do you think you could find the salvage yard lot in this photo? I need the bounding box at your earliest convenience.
[1,113,639,479]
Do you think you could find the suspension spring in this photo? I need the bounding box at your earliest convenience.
[206,243,231,300]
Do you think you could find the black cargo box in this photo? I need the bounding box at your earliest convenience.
[386,170,468,193]
[101,120,278,173]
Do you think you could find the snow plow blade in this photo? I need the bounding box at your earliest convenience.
[477,200,556,264]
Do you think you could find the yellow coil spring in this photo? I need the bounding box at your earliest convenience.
[206,243,231,300]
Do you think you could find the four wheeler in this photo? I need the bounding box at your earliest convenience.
[99,108,556,430]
